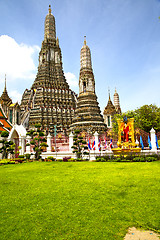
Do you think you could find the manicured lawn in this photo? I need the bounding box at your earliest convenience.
[0,161,160,240]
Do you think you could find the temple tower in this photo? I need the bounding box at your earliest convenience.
[0,75,21,125]
[103,93,116,129]
[103,88,121,129]
[70,37,106,133]
[0,75,12,116]
[21,5,77,133]
[113,88,121,113]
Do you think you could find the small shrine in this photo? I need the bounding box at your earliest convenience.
[112,116,141,154]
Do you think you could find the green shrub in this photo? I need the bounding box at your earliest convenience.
[47,156,55,161]
[150,154,159,160]
[1,131,9,138]
[96,158,101,162]
[76,158,83,161]
[9,160,15,164]
[39,132,45,137]
[95,154,160,162]
[83,152,89,155]
[25,154,31,160]
[132,157,144,162]
[145,156,157,162]
[0,159,10,165]
[18,155,24,159]
[56,159,63,162]
[68,158,76,162]
[34,123,41,128]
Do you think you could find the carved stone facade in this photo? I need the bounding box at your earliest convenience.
[70,37,107,133]
[20,6,77,133]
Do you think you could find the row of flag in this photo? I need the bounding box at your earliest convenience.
[140,135,159,150]
[87,135,159,150]
[88,138,113,151]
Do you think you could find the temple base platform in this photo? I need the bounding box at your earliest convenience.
[112,147,141,156]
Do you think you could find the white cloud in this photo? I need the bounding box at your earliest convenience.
[64,72,78,87]
[9,90,22,104]
[0,35,40,82]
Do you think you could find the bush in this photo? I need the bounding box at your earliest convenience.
[56,159,63,162]
[0,158,26,165]
[68,158,76,162]
[76,158,83,161]
[25,154,31,160]
[63,157,71,162]
[96,157,105,162]
[18,155,24,159]
[0,159,10,165]
[9,160,15,164]
[95,154,160,162]
[15,158,23,163]
[1,131,9,138]
[145,156,157,162]
[47,156,55,161]
[132,157,144,162]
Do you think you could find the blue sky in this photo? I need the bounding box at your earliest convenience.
[0,0,160,113]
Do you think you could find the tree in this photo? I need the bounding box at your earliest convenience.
[111,104,160,138]
[134,104,160,133]
[0,131,15,159]
[71,129,88,159]
[27,124,48,160]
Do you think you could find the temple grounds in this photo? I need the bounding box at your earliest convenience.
[0,161,160,239]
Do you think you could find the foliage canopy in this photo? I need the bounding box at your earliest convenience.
[112,104,160,138]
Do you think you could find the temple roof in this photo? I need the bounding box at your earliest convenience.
[0,76,12,105]
[103,94,116,115]
[0,104,12,132]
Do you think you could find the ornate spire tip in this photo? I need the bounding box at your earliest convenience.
[49,5,51,14]
[108,87,111,99]
[84,36,86,45]
[5,74,6,90]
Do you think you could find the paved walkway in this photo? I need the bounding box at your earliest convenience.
[124,227,160,240]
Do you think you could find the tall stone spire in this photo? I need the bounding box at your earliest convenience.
[80,36,92,70]
[0,75,12,105]
[113,88,121,113]
[21,6,77,133]
[4,74,7,92]
[0,75,12,117]
[70,37,106,133]
[44,5,56,41]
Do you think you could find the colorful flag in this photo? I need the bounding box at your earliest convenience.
[98,138,101,151]
[88,139,92,150]
[104,137,107,149]
[140,135,144,150]
[92,139,95,150]
[156,135,159,149]
[148,135,152,150]
[109,139,113,149]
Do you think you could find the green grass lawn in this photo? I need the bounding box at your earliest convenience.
[0,162,160,240]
